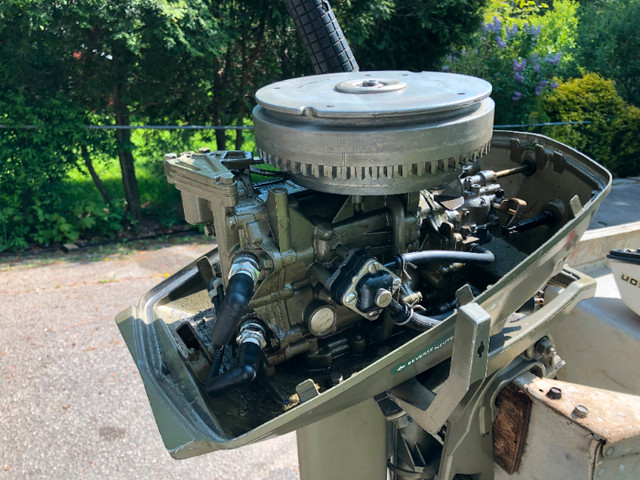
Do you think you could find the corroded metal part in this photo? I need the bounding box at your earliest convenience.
[253,71,495,194]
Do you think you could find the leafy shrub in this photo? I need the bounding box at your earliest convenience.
[542,73,640,176]
[610,106,640,177]
[446,0,577,125]
[577,0,640,106]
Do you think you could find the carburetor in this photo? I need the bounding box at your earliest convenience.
[164,70,540,397]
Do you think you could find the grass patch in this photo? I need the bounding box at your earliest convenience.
[0,126,259,253]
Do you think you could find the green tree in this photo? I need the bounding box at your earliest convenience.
[577,0,640,106]
[445,0,576,124]
[181,0,308,151]
[339,0,489,71]
[52,0,222,221]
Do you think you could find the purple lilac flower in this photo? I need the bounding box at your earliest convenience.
[535,85,544,96]
[496,37,506,49]
[524,24,541,37]
[512,91,523,101]
[551,82,559,89]
[484,16,502,35]
[514,72,525,83]
[506,24,518,40]
[541,80,549,87]
[513,59,527,72]
[533,64,540,73]
[547,52,562,66]
[492,16,501,32]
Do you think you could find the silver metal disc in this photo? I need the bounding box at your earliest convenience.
[253,71,494,195]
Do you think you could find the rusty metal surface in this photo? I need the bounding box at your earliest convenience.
[517,375,640,444]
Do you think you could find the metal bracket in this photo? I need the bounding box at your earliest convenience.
[389,302,491,435]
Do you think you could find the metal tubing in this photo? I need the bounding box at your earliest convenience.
[385,245,495,270]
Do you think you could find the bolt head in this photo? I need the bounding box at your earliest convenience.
[392,277,402,289]
[572,404,589,418]
[367,262,379,274]
[546,387,562,400]
[344,292,357,305]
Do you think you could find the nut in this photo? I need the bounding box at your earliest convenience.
[546,387,562,400]
[572,404,589,418]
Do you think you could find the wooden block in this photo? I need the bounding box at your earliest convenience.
[493,383,532,474]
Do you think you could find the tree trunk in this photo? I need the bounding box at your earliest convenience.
[80,144,112,206]
[113,96,142,222]
[110,49,142,222]
[215,128,227,151]
[234,127,243,150]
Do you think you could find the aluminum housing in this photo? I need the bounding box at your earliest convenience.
[253,71,495,195]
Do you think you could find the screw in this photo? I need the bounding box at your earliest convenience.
[546,387,562,400]
[572,404,589,418]
[367,262,379,274]
[392,277,402,289]
[605,446,615,457]
[362,79,380,87]
[344,292,357,305]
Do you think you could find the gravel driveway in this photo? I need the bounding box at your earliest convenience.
[0,238,298,479]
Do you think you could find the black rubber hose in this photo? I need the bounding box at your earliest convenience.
[205,341,264,397]
[209,272,256,350]
[210,345,225,377]
[208,278,225,315]
[384,245,495,270]
[387,299,453,331]
[285,0,359,74]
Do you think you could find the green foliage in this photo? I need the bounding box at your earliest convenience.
[341,0,489,71]
[542,73,640,176]
[446,0,575,124]
[577,0,640,106]
[611,106,640,177]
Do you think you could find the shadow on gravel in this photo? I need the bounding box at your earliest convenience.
[0,232,212,270]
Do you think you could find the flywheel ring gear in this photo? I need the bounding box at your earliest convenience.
[253,71,494,195]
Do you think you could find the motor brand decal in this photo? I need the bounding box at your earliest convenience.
[391,333,454,375]
[621,273,640,287]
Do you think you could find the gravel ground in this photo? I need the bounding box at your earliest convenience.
[589,177,640,229]
[0,238,299,480]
